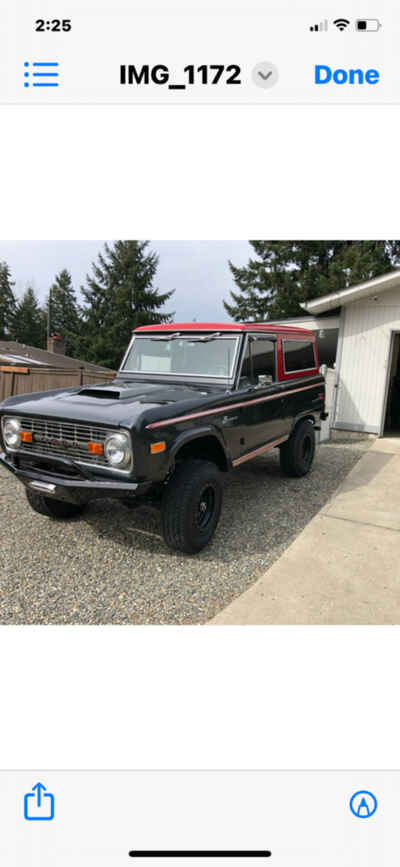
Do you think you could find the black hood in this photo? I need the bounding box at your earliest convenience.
[0,377,226,429]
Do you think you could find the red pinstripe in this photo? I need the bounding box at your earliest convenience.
[232,436,289,467]
[145,382,321,430]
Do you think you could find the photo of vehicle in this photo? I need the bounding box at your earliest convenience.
[0,323,326,554]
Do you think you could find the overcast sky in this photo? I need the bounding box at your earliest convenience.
[0,240,252,322]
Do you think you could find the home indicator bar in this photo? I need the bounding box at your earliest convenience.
[129,853,272,860]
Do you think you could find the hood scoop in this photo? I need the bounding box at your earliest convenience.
[70,383,157,401]
[77,387,122,399]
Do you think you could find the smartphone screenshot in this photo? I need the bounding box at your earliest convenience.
[0,2,398,865]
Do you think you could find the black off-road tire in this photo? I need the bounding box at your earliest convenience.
[161,458,223,554]
[25,489,86,519]
[280,419,315,477]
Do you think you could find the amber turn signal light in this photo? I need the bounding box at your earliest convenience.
[88,441,103,455]
[150,441,166,454]
[20,431,33,443]
[19,430,32,443]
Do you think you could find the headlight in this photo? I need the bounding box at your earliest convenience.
[2,417,21,449]
[104,432,132,468]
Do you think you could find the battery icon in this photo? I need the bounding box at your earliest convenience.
[356,18,382,31]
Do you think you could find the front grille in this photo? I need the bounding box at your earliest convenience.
[19,416,110,467]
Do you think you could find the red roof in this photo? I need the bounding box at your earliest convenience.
[135,322,314,336]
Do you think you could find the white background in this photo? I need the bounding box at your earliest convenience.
[1,104,399,771]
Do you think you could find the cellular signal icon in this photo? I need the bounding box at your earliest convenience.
[310,19,328,31]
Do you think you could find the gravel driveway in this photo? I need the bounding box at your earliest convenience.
[0,434,372,624]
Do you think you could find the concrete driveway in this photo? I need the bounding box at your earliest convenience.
[211,436,400,624]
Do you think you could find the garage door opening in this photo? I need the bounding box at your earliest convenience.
[384,332,400,433]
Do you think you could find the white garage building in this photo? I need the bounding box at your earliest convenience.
[302,269,400,436]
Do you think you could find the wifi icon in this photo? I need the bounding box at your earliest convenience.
[333,18,350,30]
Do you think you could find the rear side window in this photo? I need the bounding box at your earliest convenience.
[283,339,316,373]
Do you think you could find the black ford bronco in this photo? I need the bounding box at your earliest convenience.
[0,323,327,553]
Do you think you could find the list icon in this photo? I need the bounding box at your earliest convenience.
[24,62,60,88]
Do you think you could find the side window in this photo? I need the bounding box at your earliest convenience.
[239,337,276,386]
[283,339,316,373]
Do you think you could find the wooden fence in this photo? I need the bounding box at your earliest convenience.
[0,366,116,403]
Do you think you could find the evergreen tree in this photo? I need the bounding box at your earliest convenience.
[80,241,174,369]
[11,287,46,348]
[46,269,82,356]
[0,261,17,339]
[224,241,400,321]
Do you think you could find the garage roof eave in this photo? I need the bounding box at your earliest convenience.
[267,314,340,331]
[301,268,400,315]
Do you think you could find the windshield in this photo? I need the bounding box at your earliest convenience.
[121,334,240,378]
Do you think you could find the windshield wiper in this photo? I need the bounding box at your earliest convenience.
[186,332,222,343]
[149,332,224,343]
[149,332,181,341]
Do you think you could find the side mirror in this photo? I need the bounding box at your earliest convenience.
[319,364,327,377]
